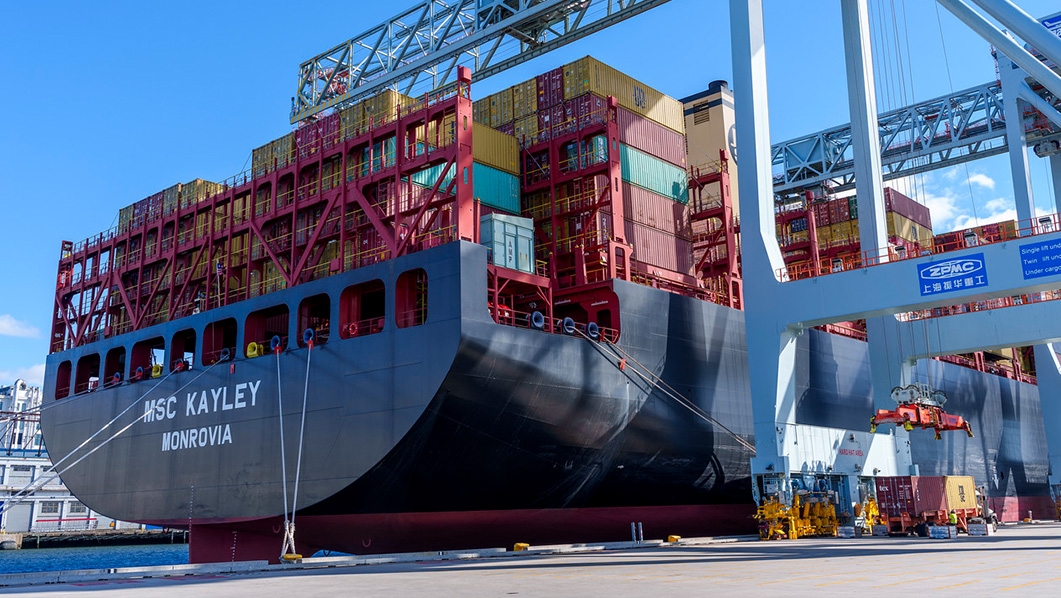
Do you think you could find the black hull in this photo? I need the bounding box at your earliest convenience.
[40,241,1051,561]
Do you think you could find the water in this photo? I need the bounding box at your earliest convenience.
[0,544,188,575]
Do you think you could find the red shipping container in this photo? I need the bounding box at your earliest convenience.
[622,183,692,239]
[551,103,574,137]
[296,121,320,159]
[572,93,606,129]
[617,105,688,168]
[884,188,932,230]
[875,476,947,518]
[320,112,342,150]
[811,203,831,228]
[498,122,515,136]
[829,197,850,223]
[625,219,694,274]
[536,111,553,143]
[536,67,565,110]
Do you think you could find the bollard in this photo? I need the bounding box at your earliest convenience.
[637,522,644,543]
[630,522,637,542]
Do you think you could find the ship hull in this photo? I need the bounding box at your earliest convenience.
[41,241,1052,562]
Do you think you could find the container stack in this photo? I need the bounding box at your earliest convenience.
[475,56,692,279]
[780,187,934,256]
[117,180,224,234]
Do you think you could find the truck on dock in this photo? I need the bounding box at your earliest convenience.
[875,475,983,534]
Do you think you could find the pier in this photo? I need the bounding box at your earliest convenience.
[1,523,1059,595]
[0,528,188,550]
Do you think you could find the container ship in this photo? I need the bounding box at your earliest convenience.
[41,58,1053,564]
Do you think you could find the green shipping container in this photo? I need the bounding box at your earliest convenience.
[849,196,858,220]
[409,162,521,215]
[619,144,688,203]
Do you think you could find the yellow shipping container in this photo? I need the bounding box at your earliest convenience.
[944,476,978,511]
[512,79,537,120]
[252,141,273,176]
[340,103,366,139]
[513,114,538,143]
[363,89,414,126]
[472,125,519,176]
[498,87,513,126]
[886,212,923,245]
[562,56,685,135]
[830,220,854,242]
[472,97,489,124]
[488,90,510,128]
[118,205,134,233]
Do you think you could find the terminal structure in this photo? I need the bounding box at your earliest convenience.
[732,0,1061,507]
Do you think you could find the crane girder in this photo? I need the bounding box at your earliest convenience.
[291,0,671,124]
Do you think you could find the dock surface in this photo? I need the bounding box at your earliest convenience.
[5,522,1061,596]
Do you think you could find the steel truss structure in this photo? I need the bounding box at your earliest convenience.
[53,72,477,352]
[771,82,1008,199]
[291,0,671,123]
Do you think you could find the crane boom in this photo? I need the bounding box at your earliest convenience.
[291,0,671,123]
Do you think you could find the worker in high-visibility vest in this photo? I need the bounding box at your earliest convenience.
[948,510,958,525]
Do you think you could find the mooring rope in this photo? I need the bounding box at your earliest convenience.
[0,363,219,517]
[573,327,756,453]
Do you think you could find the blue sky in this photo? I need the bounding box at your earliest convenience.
[1,0,1057,387]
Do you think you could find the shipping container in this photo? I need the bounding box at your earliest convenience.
[617,105,688,168]
[409,162,520,215]
[620,144,689,203]
[562,56,685,135]
[253,133,296,177]
[512,79,538,120]
[625,219,694,274]
[811,202,831,228]
[480,213,535,273]
[513,115,538,144]
[472,125,520,175]
[363,89,414,127]
[848,196,858,220]
[162,184,181,216]
[944,476,978,511]
[874,476,947,518]
[884,187,932,229]
[473,163,521,214]
[340,102,366,139]
[622,183,692,238]
[536,67,565,110]
[118,205,135,234]
[829,197,851,223]
[885,212,925,245]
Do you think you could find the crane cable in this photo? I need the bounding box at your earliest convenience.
[571,327,756,454]
[276,336,315,562]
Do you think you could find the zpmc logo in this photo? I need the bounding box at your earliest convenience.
[922,258,984,280]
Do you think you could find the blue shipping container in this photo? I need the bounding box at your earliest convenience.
[409,162,520,215]
[619,144,688,203]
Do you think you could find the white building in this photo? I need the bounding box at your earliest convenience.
[0,379,43,451]
[0,379,142,533]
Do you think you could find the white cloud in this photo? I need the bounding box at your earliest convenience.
[0,363,46,387]
[0,315,39,338]
[967,173,995,190]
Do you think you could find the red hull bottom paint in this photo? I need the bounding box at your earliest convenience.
[188,503,758,564]
[987,495,1056,522]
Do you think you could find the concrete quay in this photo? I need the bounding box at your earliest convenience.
[3,523,1061,597]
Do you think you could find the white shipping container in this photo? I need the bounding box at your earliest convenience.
[480,214,535,274]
